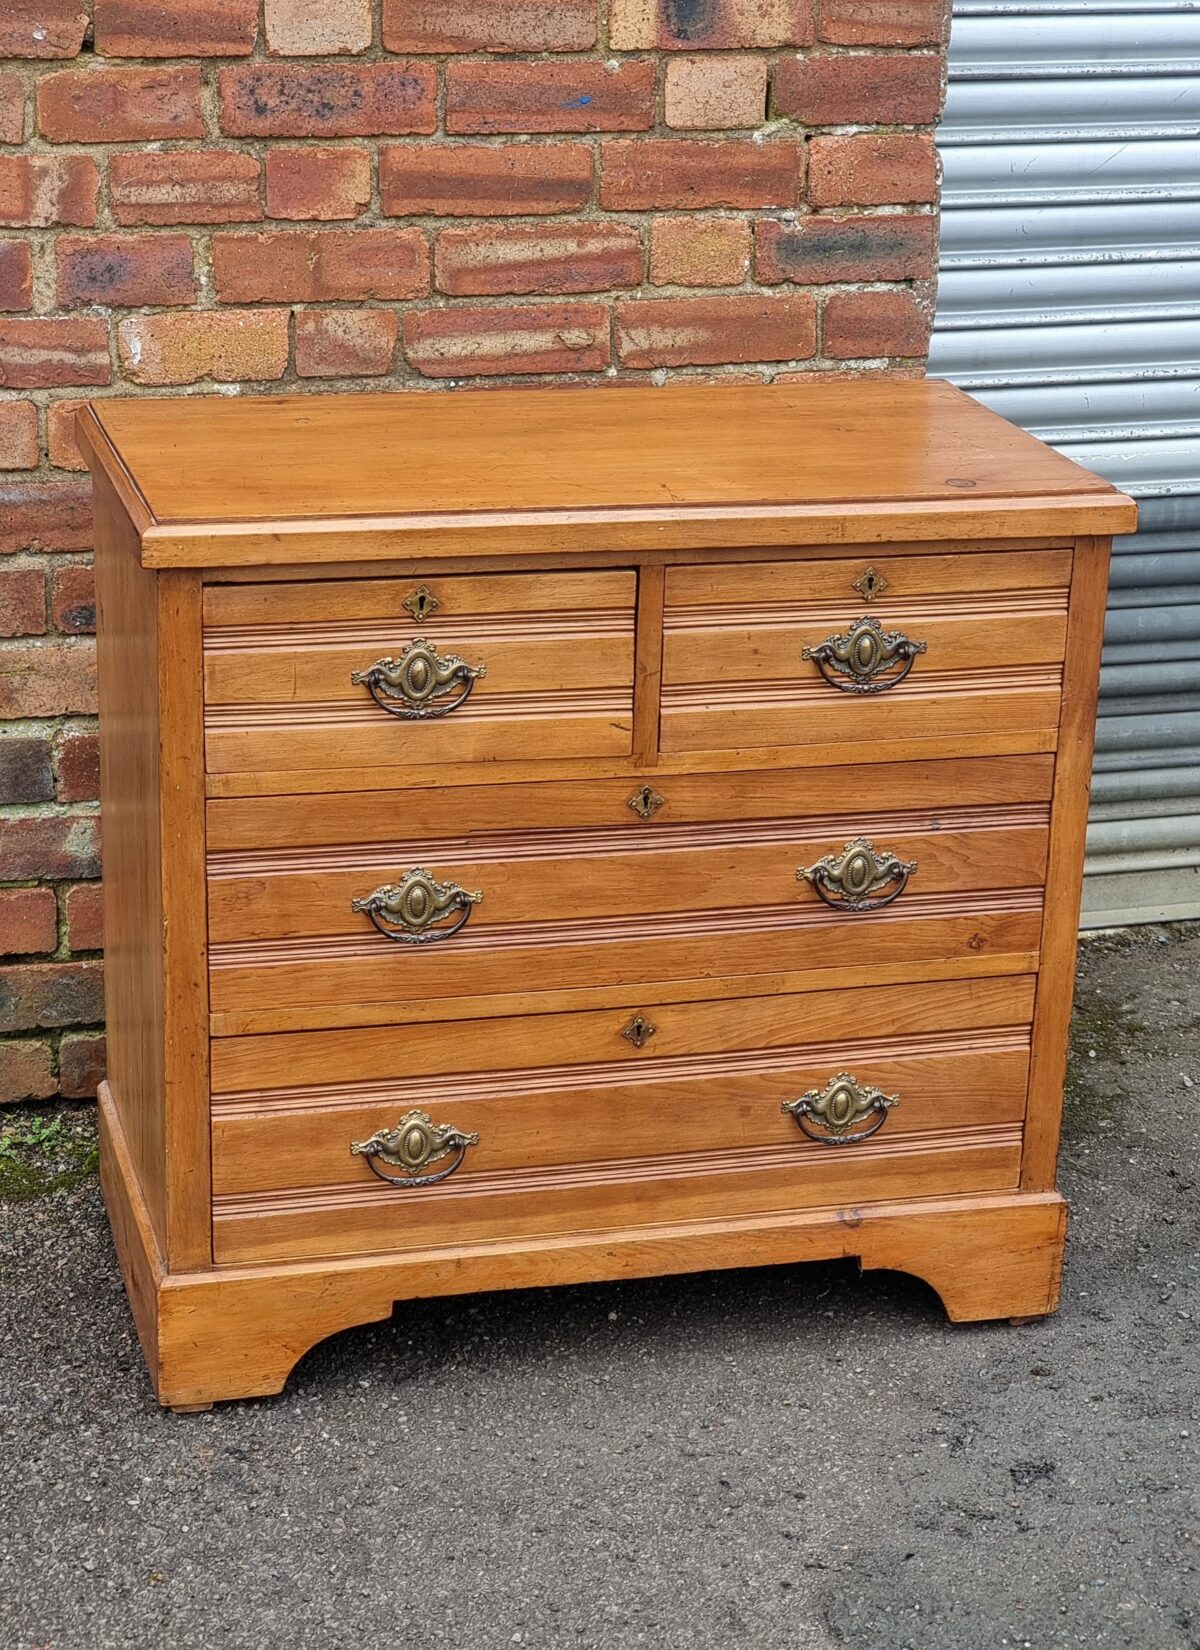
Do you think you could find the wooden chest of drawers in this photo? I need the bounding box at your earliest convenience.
[79,380,1136,1410]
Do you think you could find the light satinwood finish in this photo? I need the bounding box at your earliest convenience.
[79,380,1131,1408]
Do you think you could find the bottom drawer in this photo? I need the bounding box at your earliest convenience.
[211,974,1033,1264]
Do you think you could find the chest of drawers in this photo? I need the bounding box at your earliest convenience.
[78,381,1136,1410]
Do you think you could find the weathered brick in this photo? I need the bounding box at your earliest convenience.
[58,1030,107,1098]
[381,143,592,218]
[0,565,45,635]
[38,67,206,145]
[265,0,373,55]
[0,1038,56,1104]
[0,155,99,228]
[0,888,58,958]
[757,213,935,283]
[384,0,596,52]
[213,229,428,302]
[0,960,104,1034]
[0,1,88,58]
[110,151,262,227]
[446,60,655,135]
[611,0,813,48]
[0,240,33,311]
[0,319,111,390]
[46,399,86,471]
[63,882,104,952]
[819,0,949,46]
[0,76,26,146]
[118,310,290,385]
[51,564,94,634]
[54,726,99,802]
[601,138,801,210]
[0,481,92,555]
[0,401,39,471]
[664,55,767,129]
[436,222,643,297]
[57,233,196,309]
[265,147,372,221]
[94,0,260,56]
[404,301,610,378]
[219,63,436,138]
[294,307,398,377]
[809,133,939,206]
[0,812,101,878]
[649,214,751,286]
[772,52,943,126]
[616,291,815,367]
[0,734,54,804]
[0,638,96,718]
[822,288,928,358]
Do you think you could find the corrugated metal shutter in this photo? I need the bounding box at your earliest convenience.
[929,0,1200,928]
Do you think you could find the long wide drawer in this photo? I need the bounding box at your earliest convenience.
[211,975,1033,1264]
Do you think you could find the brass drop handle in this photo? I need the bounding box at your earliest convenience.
[802,615,926,694]
[798,837,917,912]
[782,1073,900,1146]
[352,636,486,718]
[352,866,482,944]
[351,1109,479,1187]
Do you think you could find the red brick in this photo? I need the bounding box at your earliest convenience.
[219,63,436,138]
[265,0,372,55]
[0,960,104,1033]
[649,215,751,286]
[601,138,801,210]
[51,563,94,633]
[213,229,428,302]
[611,0,813,48]
[0,76,26,145]
[664,55,767,129]
[110,151,262,227]
[294,308,398,378]
[57,234,196,309]
[435,223,643,297]
[822,288,929,358]
[0,638,96,717]
[0,240,33,311]
[63,882,104,952]
[0,481,92,555]
[58,1030,107,1098]
[0,1038,56,1103]
[118,310,290,385]
[384,0,596,52]
[0,735,54,804]
[0,155,99,228]
[94,0,259,55]
[38,67,206,144]
[46,399,87,471]
[809,133,939,206]
[0,812,100,878]
[265,147,371,221]
[0,888,57,958]
[446,60,655,135]
[0,1,88,58]
[0,566,45,635]
[616,291,815,367]
[772,52,943,126]
[381,143,592,218]
[0,402,39,471]
[757,213,935,283]
[0,319,110,390]
[819,0,949,46]
[404,301,610,378]
[54,727,99,803]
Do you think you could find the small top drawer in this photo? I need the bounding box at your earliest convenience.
[203,569,637,777]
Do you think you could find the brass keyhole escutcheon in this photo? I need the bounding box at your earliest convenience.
[402,585,440,623]
[627,785,665,821]
[621,1014,656,1049]
[852,565,888,603]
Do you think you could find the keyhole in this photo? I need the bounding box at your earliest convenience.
[402,585,440,623]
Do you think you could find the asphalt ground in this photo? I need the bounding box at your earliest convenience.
[1,923,1197,1650]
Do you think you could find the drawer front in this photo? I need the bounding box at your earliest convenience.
[206,759,1052,1022]
[203,569,636,775]
[211,975,1032,1263]
[660,550,1071,757]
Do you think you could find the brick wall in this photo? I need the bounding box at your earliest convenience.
[0,0,949,1105]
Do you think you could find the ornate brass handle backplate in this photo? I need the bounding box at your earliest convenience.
[802,615,926,694]
[352,636,486,718]
[352,866,483,944]
[782,1073,900,1146]
[351,1108,479,1187]
[798,837,917,912]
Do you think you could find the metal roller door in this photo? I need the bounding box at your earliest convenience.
[929,0,1200,927]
